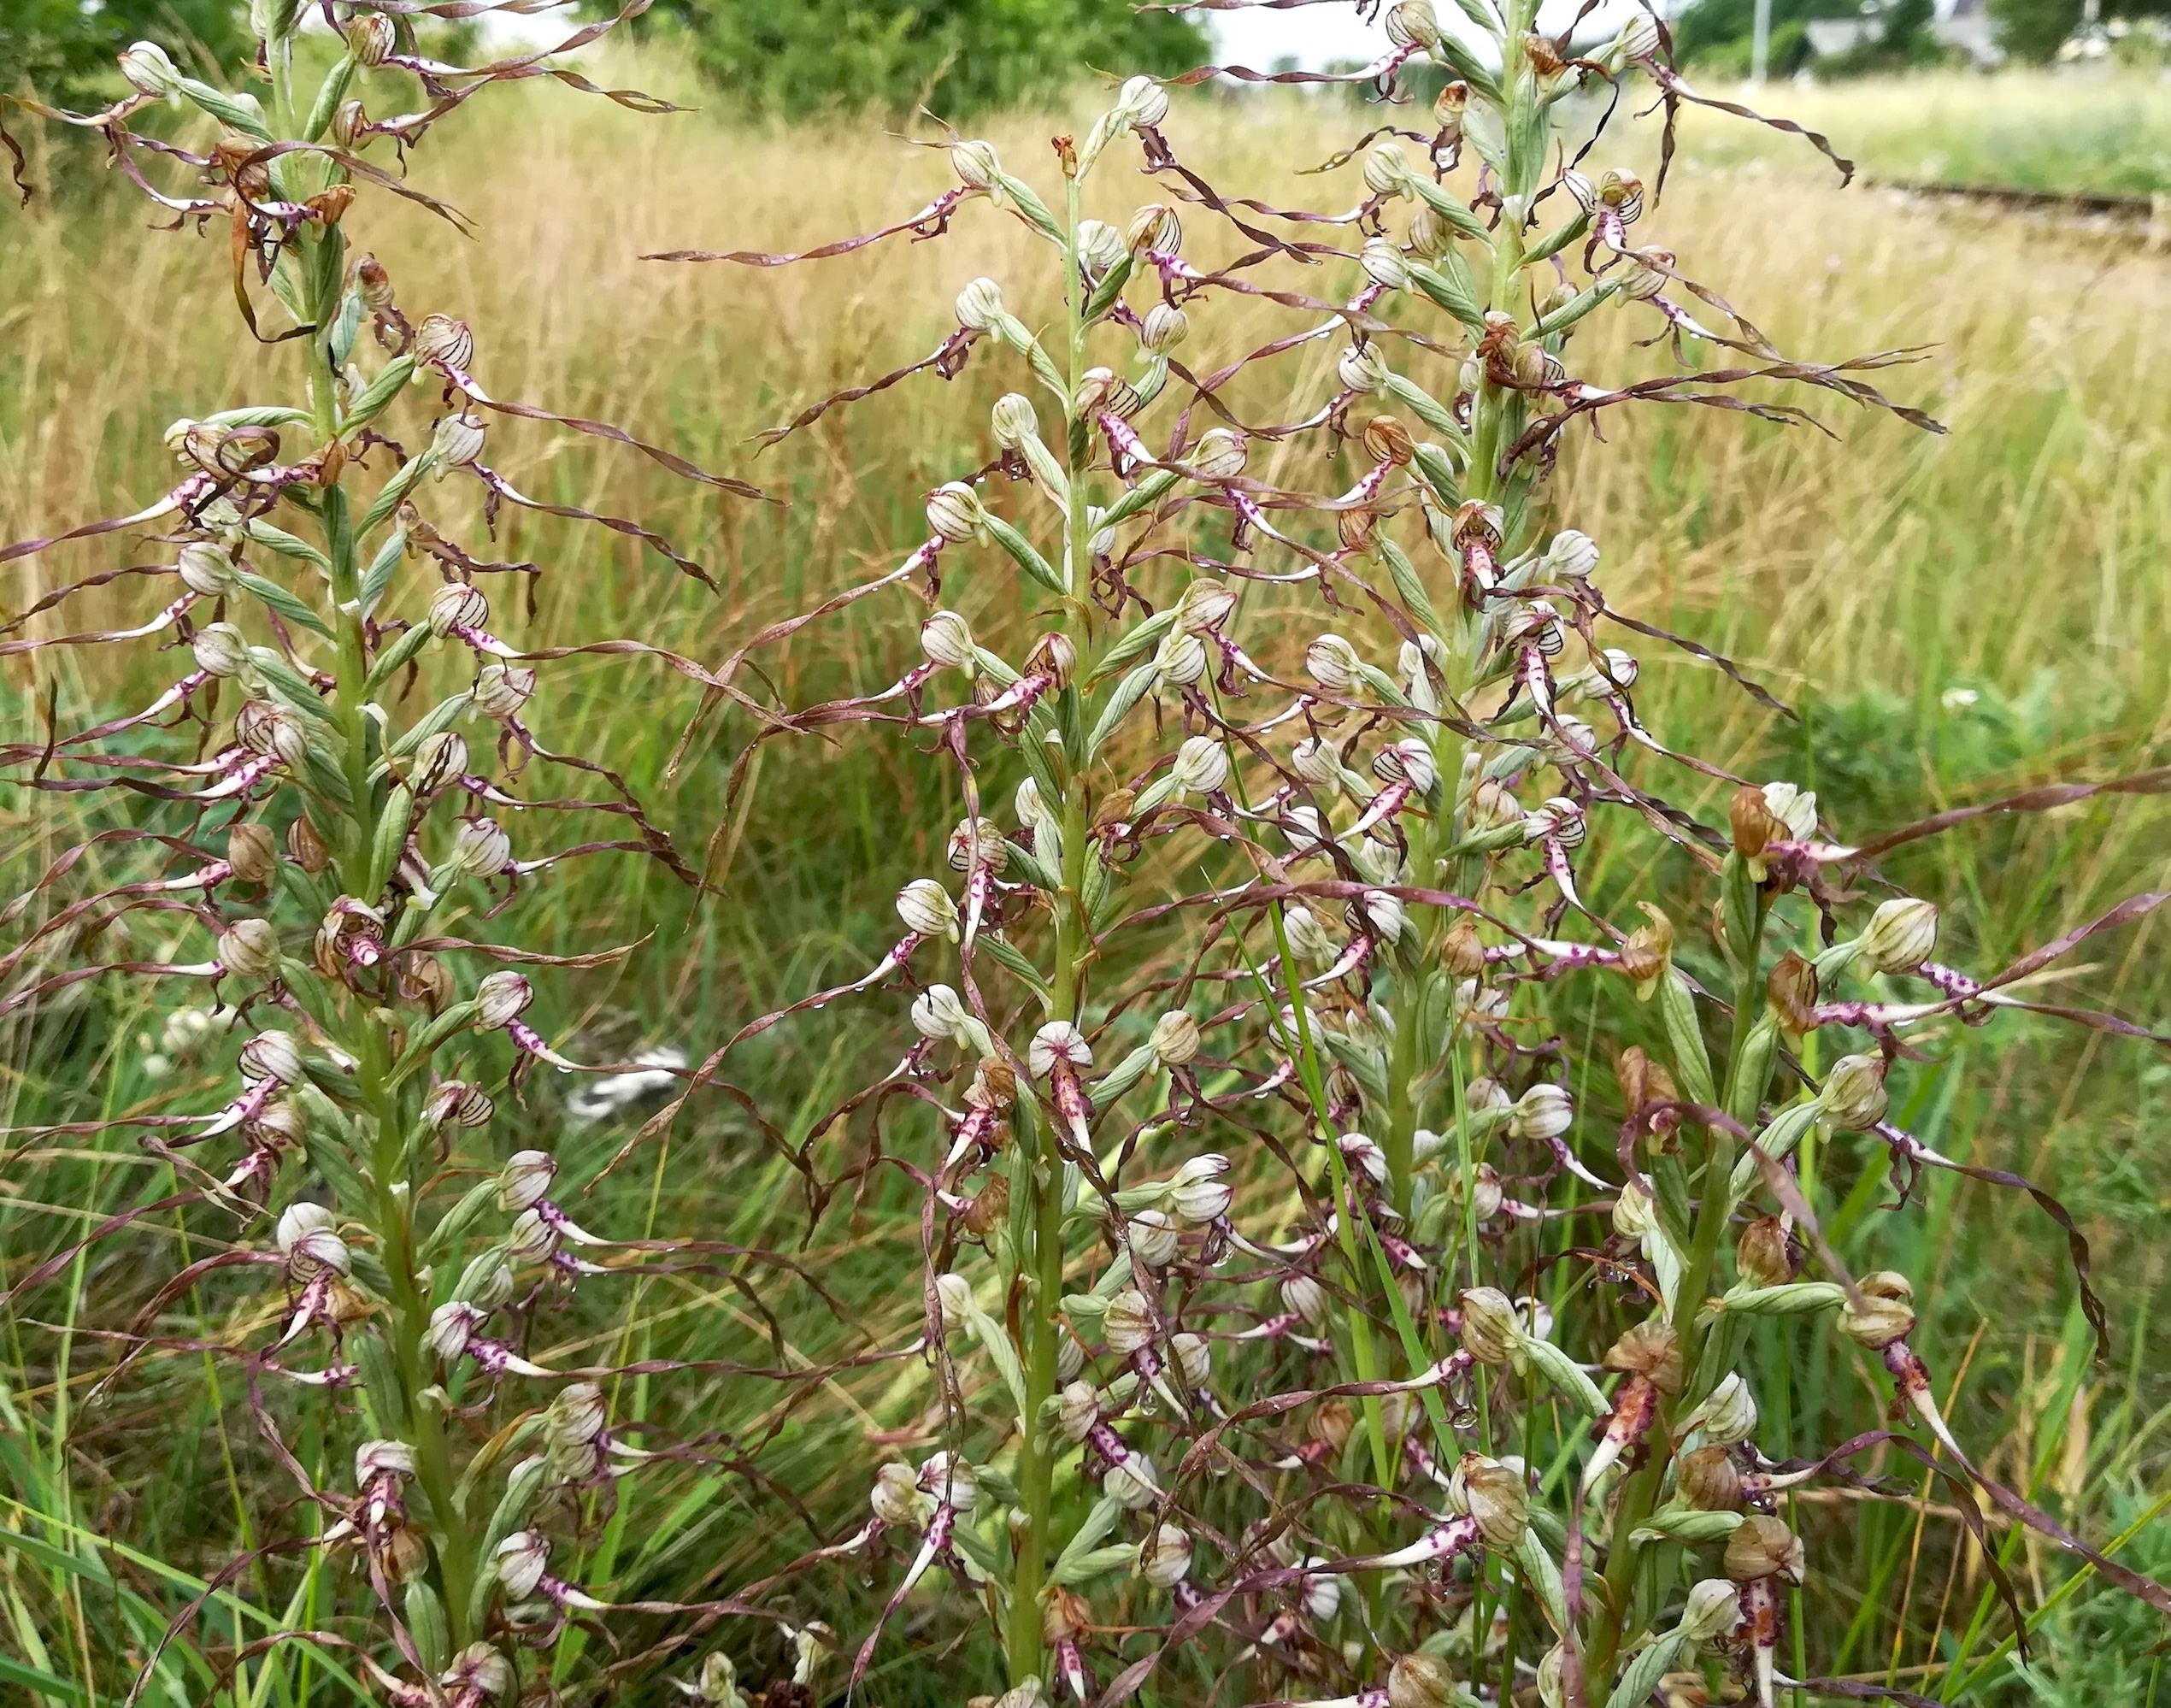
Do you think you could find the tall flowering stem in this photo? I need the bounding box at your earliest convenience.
[0,6,789,1701]
[650,5,2171,1706]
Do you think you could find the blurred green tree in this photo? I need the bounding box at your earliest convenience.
[3,0,249,103]
[632,0,1205,117]
[1986,0,2083,57]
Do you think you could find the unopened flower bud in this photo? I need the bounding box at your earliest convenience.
[451,817,512,877]
[1075,218,1125,279]
[1281,1273,1330,1329]
[1149,1010,1201,1067]
[1127,1210,1180,1269]
[925,482,982,545]
[431,412,485,468]
[1360,236,1411,293]
[495,1531,550,1601]
[955,277,1004,332]
[1337,342,1392,396]
[1168,1154,1232,1222]
[1104,1288,1156,1355]
[413,313,474,371]
[1697,1373,1759,1446]
[474,969,533,1030]
[910,983,974,1045]
[1104,1452,1159,1510]
[934,1271,974,1333]
[1118,74,1169,129]
[1459,1286,1520,1363]
[1856,897,1939,975]
[240,1029,303,1085]
[356,1438,415,1481]
[428,581,489,637]
[1153,628,1207,686]
[1189,427,1248,480]
[1735,1215,1797,1288]
[950,138,1001,191]
[217,917,281,980]
[1510,1082,1574,1142]
[548,1381,608,1446]
[176,541,238,597]
[276,1202,350,1275]
[1676,1444,1744,1511]
[1058,1381,1101,1442]
[225,821,277,885]
[497,1150,556,1214]
[1138,302,1188,352]
[991,392,1039,450]
[921,610,976,674]
[1603,1317,1684,1394]
[1612,10,1662,62]
[410,729,468,793]
[1452,1453,1530,1548]
[1143,1522,1191,1587]
[286,814,331,874]
[1388,1653,1458,1708]
[1304,633,1362,692]
[920,1450,977,1511]
[1680,1577,1743,1644]
[344,13,395,66]
[119,40,184,98]
[474,663,535,720]
[1362,142,1416,200]
[191,622,252,680]
[1819,1053,1888,1131]
[897,879,960,943]
[1724,1513,1804,1585]
[1168,735,1227,798]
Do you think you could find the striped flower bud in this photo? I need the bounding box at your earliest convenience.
[1168,1154,1232,1222]
[1676,1444,1744,1511]
[410,730,468,793]
[548,1381,609,1446]
[344,13,395,66]
[926,482,982,545]
[1458,1293,1528,1371]
[176,542,238,597]
[1058,1381,1100,1442]
[1153,628,1207,686]
[497,1150,556,1213]
[495,1531,550,1601]
[276,1202,349,1275]
[1117,74,1169,129]
[991,392,1039,450]
[191,622,252,679]
[119,40,185,97]
[1281,1273,1330,1328]
[1451,1453,1530,1548]
[910,983,975,1045]
[896,879,960,943]
[1724,1514,1805,1585]
[356,1438,415,1481]
[1337,342,1392,395]
[474,969,533,1030]
[1360,235,1411,293]
[955,277,1004,332]
[474,663,535,720]
[1856,897,1939,975]
[1138,302,1189,352]
[1142,1522,1191,1587]
[430,412,485,469]
[1681,1577,1744,1643]
[451,817,512,877]
[1170,736,1227,798]
[1304,633,1362,692]
[1174,576,1236,633]
[1371,738,1436,792]
[428,581,488,637]
[1103,1452,1159,1511]
[1127,1209,1180,1269]
[920,610,977,674]
[1696,1372,1759,1446]
[1362,142,1417,199]
[412,314,474,371]
[1544,528,1600,581]
[1604,1317,1685,1395]
[217,917,281,980]
[1388,1654,1458,1708]
[1105,1288,1156,1354]
[919,1449,977,1511]
[1819,1053,1888,1131]
[240,1029,303,1085]
[1188,427,1248,480]
[227,821,277,885]
[1075,218,1126,278]
[1150,1009,1201,1067]
[1509,1082,1574,1141]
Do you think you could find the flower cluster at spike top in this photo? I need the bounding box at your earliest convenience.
[3,2,2171,1707]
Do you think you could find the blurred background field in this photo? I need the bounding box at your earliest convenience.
[3,28,2170,1708]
